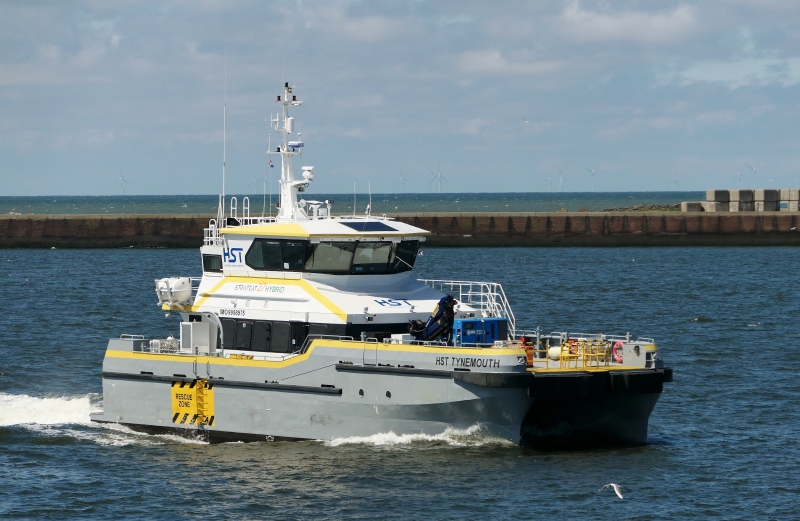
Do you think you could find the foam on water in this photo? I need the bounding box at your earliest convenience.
[0,392,206,446]
[324,424,515,448]
[0,392,97,427]
[90,423,208,446]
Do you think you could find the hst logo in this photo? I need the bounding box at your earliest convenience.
[223,247,243,264]
[373,299,411,307]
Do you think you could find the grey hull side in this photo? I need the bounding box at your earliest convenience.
[91,374,533,443]
[91,367,670,446]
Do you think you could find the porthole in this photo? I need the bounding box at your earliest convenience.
[358,389,364,397]
[385,391,391,398]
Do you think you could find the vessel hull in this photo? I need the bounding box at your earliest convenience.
[91,359,669,447]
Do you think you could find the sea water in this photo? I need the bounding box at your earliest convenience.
[0,191,701,216]
[1,247,798,519]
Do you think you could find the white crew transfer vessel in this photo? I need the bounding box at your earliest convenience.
[91,82,672,447]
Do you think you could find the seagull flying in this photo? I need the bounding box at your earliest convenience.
[522,118,530,124]
[600,483,623,499]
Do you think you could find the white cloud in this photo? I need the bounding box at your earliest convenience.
[343,128,368,138]
[334,94,383,109]
[598,116,683,140]
[303,6,413,42]
[696,110,737,125]
[53,129,116,149]
[680,58,800,87]
[453,118,489,136]
[562,2,698,43]
[457,50,563,76]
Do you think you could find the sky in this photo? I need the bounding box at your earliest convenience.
[2,0,800,195]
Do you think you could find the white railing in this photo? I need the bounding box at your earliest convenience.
[148,338,180,354]
[513,330,653,344]
[420,279,516,336]
[204,216,279,245]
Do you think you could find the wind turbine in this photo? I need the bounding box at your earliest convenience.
[558,168,565,192]
[747,162,759,190]
[114,170,129,196]
[546,176,552,193]
[585,166,597,192]
[673,177,677,191]
[395,175,407,193]
[735,165,743,189]
[429,163,447,193]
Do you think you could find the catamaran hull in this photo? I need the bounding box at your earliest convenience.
[90,363,670,447]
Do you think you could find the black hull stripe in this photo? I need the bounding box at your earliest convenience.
[335,363,452,378]
[102,371,342,395]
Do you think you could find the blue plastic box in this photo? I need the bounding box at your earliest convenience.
[452,317,508,346]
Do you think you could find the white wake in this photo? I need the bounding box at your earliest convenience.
[0,392,205,446]
[324,424,515,448]
[0,392,96,427]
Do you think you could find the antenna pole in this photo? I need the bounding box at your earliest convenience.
[269,138,273,218]
[223,49,227,202]
[268,133,272,217]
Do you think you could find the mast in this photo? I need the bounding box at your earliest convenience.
[268,82,315,221]
[223,54,227,203]
[216,55,228,227]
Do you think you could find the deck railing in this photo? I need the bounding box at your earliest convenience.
[420,279,516,336]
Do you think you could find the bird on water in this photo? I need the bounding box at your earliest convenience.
[600,483,623,499]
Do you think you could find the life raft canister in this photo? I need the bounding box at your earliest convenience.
[612,341,624,363]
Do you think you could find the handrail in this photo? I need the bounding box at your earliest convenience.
[299,334,355,354]
[204,216,279,245]
[419,279,516,336]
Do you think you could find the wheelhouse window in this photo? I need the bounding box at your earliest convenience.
[202,254,223,273]
[282,241,307,271]
[351,242,392,274]
[245,239,309,271]
[245,239,283,270]
[389,240,419,273]
[244,238,420,274]
[305,242,355,273]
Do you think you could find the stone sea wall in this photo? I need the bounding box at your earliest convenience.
[1,212,799,248]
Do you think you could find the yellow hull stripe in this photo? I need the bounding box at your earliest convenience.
[220,223,309,237]
[219,223,430,238]
[106,339,522,369]
[163,276,348,322]
[528,365,647,374]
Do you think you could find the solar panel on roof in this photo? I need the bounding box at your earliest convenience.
[340,221,397,232]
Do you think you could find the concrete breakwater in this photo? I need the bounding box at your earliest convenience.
[1,212,799,248]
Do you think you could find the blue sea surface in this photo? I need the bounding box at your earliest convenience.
[0,191,701,216]
[1,246,798,519]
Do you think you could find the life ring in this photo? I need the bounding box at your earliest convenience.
[612,341,624,363]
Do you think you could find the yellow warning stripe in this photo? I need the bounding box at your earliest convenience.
[528,365,648,374]
[107,339,522,368]
[218,222,430,238]
[162,276,348,322]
